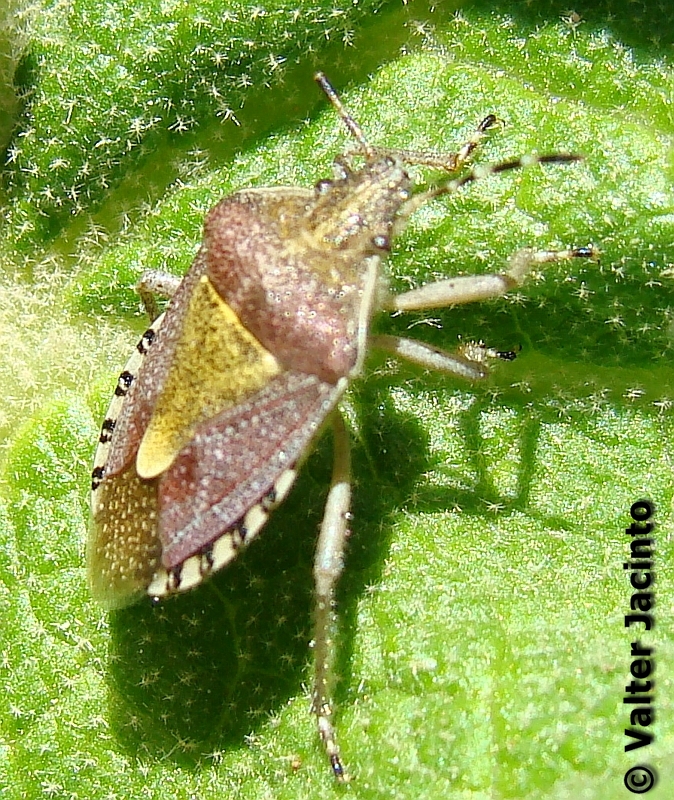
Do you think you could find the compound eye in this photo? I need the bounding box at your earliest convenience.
[315,178,333,195]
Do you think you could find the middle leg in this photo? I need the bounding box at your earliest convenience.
[380,245,597,378]
[390,246,598,312]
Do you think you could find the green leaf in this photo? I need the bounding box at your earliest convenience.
[1,1,673,798]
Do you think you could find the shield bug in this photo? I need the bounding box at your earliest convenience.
[89,72,596,780]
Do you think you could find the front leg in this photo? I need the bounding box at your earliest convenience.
[361,113,498,174]
[137,269,182,321]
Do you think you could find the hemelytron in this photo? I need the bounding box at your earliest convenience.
[89,72,596,780]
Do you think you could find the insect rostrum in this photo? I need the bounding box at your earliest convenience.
[89,72,595,780]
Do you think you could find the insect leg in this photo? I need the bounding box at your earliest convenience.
[390,246,598,312]
[371,335,522,380]
[364,113,499,173]
[314,72,498,173]
[371,334,489,380]
[312,410,351,781]
[137,270,182,321]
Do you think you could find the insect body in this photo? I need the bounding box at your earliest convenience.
[89,73,595,780]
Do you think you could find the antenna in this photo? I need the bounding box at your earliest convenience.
[314,72,374,158]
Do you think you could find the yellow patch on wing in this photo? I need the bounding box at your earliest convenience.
[136,275,282,479]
